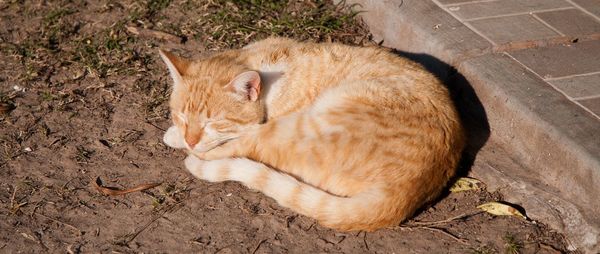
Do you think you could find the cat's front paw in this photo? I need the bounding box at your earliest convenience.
[184,155,206,173]
[163,126,187,149]
[184,155,229,182]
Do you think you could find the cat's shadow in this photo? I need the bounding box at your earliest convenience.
[258,71,284,101]
[393,50,491,202]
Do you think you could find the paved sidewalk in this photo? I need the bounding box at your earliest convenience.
[345,0,600,252]
[437,0,600,118]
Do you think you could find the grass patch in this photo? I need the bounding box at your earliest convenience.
[503,233,522,254]
[72,24,143,78]
[42,8,79,51]
[146,0,171,17]
[43,8,75,26]
[39,91,56,101]
[179,0,368,49]
[75,146,95,164]
[134,78,170,119]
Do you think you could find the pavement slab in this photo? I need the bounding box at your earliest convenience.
[579,97,600,116]
[343,0,600,252]
[548,73,600,99]
[509,40,600,79]
[535,9,600,36]
[441,0,572,20]
[467,14,560,44]
[571,0,600,17]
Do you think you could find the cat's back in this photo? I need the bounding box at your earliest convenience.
[245,39,442,96]
[247,39,463,154]
[241,38,450,119]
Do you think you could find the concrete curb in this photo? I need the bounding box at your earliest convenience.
[343,0,600,252]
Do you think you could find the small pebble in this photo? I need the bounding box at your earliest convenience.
[13,85,26,92]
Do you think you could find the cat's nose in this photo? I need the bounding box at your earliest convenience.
[185,134,201,149]
[185,128,203,149]
[186,140,197,149]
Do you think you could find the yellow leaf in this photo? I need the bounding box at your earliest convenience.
[477,202,527,220]
[449,177,483,192]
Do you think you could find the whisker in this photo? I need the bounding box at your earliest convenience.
[198,135,241,152]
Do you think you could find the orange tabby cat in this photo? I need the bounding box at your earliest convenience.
[160,37,465,231]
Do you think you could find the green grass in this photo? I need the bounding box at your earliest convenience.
[179,0,367,49]
[43,8,75,26]
[134,78,170,119]
[72,24,141,78]
[0,92,12,104]
[146,0,171,17]
[42,8,78,51]
[75,146,94,163]
[503,233,522,254]
[39,91,55,101]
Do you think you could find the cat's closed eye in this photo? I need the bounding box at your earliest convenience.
[209,121,234,132]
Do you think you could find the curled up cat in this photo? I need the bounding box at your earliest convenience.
[159,37,465,231]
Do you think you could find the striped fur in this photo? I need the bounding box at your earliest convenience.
[160,38,466,231]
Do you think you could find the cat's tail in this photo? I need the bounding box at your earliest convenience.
[185,156,404,231]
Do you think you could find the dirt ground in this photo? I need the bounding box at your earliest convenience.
[0,1,572,253]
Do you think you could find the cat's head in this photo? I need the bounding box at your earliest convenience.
[159,50,265,152]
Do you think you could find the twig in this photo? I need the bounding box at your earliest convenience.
[9,185,17,209]
[252,239,268,254]
[61,177,76,190]
[145,121,166,132]
[20,232,48,250]
[404,211,482,227]
[319,237,336,245]
[214,244,235,254]
[124,208,170,244]
[66,244,76,254]
[388,212,479,245]
[9,185,27,214]
[336,234,347,244]
[539,243,562,254]
[122,200,185,245]
[419,226,469,245]
[301,222,315,232]
[362,231,370,250]
[395,225,469,245]
[36,213,82,235]
[93,177,162,196]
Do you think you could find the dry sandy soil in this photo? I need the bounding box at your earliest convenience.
[0,1,572,253]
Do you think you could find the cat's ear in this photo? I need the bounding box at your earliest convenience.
[159,49,190,87]
[227,71,261,102]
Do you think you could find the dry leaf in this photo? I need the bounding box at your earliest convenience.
[93,177,161,196]
[20,232,37,242]
[449,177,483,192]
[477,202,527,220]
